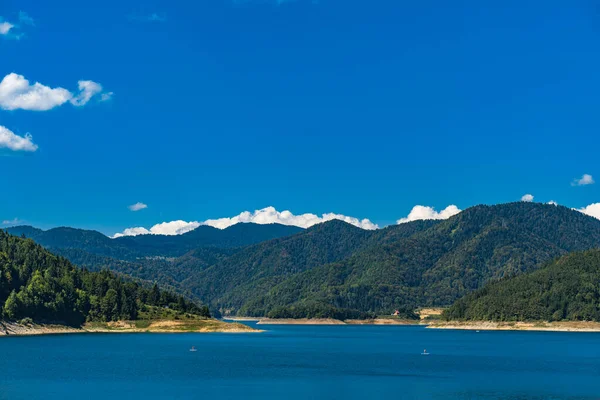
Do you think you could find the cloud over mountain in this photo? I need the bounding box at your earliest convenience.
[396,205,461,224]
[521,194,534,202]
[111,206,379,238]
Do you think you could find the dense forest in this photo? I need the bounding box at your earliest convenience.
[9,203,600,320]
[443,249,600,322]
[0,231,209,326]
[225,203,600,317]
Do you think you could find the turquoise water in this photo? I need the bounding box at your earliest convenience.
[1,323,599,399]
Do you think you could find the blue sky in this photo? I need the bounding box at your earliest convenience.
[1,0,599,236]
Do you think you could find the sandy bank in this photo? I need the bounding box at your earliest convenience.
[428,320,600,332]
[256,318,419,325]
[0,319,259,337]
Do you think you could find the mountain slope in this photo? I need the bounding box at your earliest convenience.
[239,203,600,316]
[184,219,440,315]
[443,249,600,322]
[0,230,208,326]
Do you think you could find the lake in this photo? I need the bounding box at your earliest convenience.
[0,323,599,399]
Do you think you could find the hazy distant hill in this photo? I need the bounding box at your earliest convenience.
[6,223,303,259]
[444,249,600,322]
[220,203,600,317]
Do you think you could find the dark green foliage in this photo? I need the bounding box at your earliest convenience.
[0,231,209,326]
[266,301,378,320]
[221,203,600,316]
[443,249,600,322]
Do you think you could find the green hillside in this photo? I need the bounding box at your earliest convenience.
[185,219,440,315]
[228,203,600,317]
[443,249,600,322]
[0,231,208,326]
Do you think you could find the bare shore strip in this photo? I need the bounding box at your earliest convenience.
[0,319,259,337]
[224,317,418,326]
[427,320,600,332]
[225,316,600,332]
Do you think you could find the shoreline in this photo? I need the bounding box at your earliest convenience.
[253,318,420,326]
[0,319,260,337]
[427,320,600,332]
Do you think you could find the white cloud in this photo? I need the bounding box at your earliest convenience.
[18,11,34,26]
[521,194,534,202]
[100,92,114,102]
[70,80,103,106]
[0,125,38,152]
[202,206,379,230]
[111,206,379,238]
[572,174,594,186]
[0,73,72,111]
[396,205,461,224]
[1,217,23,226]
[547,200,558,206]
[1,12,33,39]
[128,202,148,212]
[0,73,110,111]
[576,203,600,220]
[0,22,14,35]
[112,220,200,238]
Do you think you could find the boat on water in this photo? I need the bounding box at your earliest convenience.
[190,346,197,352]
[421,349,429,355]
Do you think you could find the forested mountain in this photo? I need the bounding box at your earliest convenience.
[0,231,208,326]
[8,203,600,320]
[184,219,440,315]
[219,203,600,317]
[444,249,600,321]
[7,223,302,260]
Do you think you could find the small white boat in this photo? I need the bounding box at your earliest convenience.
[421,349,429,355]
[189,346,197,352]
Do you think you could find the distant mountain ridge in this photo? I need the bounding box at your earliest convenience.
[8,203,600,320]
[6,223,303,259]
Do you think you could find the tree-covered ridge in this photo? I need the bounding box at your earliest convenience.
[443,249,600,322]
[232,203,600,317]
[7,223,303,260]
[0,231,209,326]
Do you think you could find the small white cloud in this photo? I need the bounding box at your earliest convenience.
[202,206,378,230]
[547,200,558,206]
[0,125,38,152]
[0,73,110,111]
[70,80,104,106]
[1,217,23,226]
[0,21,14,35]
[100,92,114,102]
[128,202,148,212]
[111,206,379,238]
[0,12,33,39]
[18,11,34,26]
[572,174,594,186]
[521,194,534,202]
[576,203,600,220]
[396,205,461,224]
